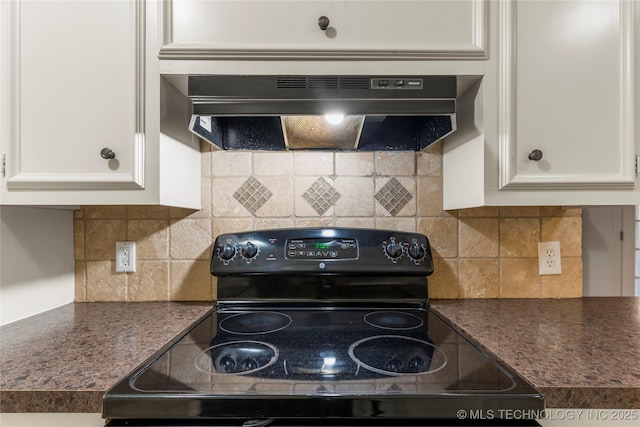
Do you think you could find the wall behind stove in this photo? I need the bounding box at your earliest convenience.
[73,141,582,301]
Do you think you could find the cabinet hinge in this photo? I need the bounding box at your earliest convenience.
[620,231,624,241]
[1,154,5,178]
[636,155,639,177]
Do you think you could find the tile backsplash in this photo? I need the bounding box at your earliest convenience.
[74,141,582,301]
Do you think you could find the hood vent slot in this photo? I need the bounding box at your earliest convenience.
[275,76,370,90]
[277,77,307,89]
[340,77,370,90]
[308,77,339,89]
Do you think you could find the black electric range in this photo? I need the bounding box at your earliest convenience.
[104,228,544,426]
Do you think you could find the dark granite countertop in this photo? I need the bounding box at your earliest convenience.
[431,298,640,409]
[0,302,212,413]
[1,299,639,413]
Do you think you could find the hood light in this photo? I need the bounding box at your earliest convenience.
[324,113,345,125]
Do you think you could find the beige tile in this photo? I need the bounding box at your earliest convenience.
[375,218,416,232]
[417,217,458,258]
[82,206,126,219]
[212,218,255,238]
[254,152,294,176]
[458,218,499,258]
[335,218,376,228]
[169,207,200,219]
[335,152,374,176]
[170,260,213,301]
[541,206,582,217]
[375,152,415,176]
[500,258,541,298]
[255,218,295,229]
[211,177,253,217]
[74,261,86,301]
[128,261,170,301]
[428,258,458,299]
[211,151,252,176]
[541,258,583,298]
[416,177,450,217]
[459,259,499,298]
[255,177,294,217]
[201,140,213,177]
[500,218,540,258]
[541,216,582,257]
[416,141,442,176]
[458,207,500,217]
[500,207,540,217]
[85,220,127,260]
[86,261,127,301]
[375,177,416,217]
[74,220,85,261]
[170,219,212,260]
[334,177,375,217]
[294,152,334,176]
[127,206,169,219]
[127,220,169,259]
[295,218,334,228]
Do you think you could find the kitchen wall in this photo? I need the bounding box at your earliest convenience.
[636,206,640,295]
[1,206,75,325]
[74,141,583,301]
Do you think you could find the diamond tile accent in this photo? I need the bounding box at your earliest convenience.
[375,177,413,216]
[233,177,273,214]
[302,177,341,215]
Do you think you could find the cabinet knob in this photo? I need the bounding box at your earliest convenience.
[528,149,543,161]
[100,147,116,160]
[318,16,330,31]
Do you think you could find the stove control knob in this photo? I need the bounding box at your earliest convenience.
[408,242,425,261]
[219,243,236,261]
[384,239,403,259]
[241,241,259,260]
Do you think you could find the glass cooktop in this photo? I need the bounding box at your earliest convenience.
[128,307,519,395]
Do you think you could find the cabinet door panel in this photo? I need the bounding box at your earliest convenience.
[162,0,486,59]
[5,0,143,190]
[499,0,635,189]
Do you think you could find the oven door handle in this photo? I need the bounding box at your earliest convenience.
[243,419,274,427]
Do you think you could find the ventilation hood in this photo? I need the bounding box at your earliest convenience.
[188,75,458,151]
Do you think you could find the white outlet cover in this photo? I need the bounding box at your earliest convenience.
[116,241,136,273]
[537,241,561,275]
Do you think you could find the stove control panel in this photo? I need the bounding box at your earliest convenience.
[211,228,433,277]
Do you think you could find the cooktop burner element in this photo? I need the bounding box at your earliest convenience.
[364,311,424,330]
[219,311,292,335]
[104,228,544,426]
[349,335,446,376]
[195,341,279,375]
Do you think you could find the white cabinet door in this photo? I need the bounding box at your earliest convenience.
[160,0,487,59]
[442,0,639,209]
[498,0,635,190]
[0,1,201,208]
[2,0,143,191]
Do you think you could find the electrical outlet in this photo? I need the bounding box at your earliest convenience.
[537,241,561,275]
[116,241,136,273]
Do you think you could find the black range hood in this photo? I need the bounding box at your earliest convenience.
[188,75,457,151]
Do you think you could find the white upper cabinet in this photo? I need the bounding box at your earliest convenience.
[160,0,488,59]
[0,0,201,207]
[443,0,639,208]
[498,0,635,190]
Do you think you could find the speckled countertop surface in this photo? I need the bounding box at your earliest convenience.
[2,299,639,413]
[0,302,212,413]
[431,298,640,409]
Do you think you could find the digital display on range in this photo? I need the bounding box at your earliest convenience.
[286,238,358,260]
